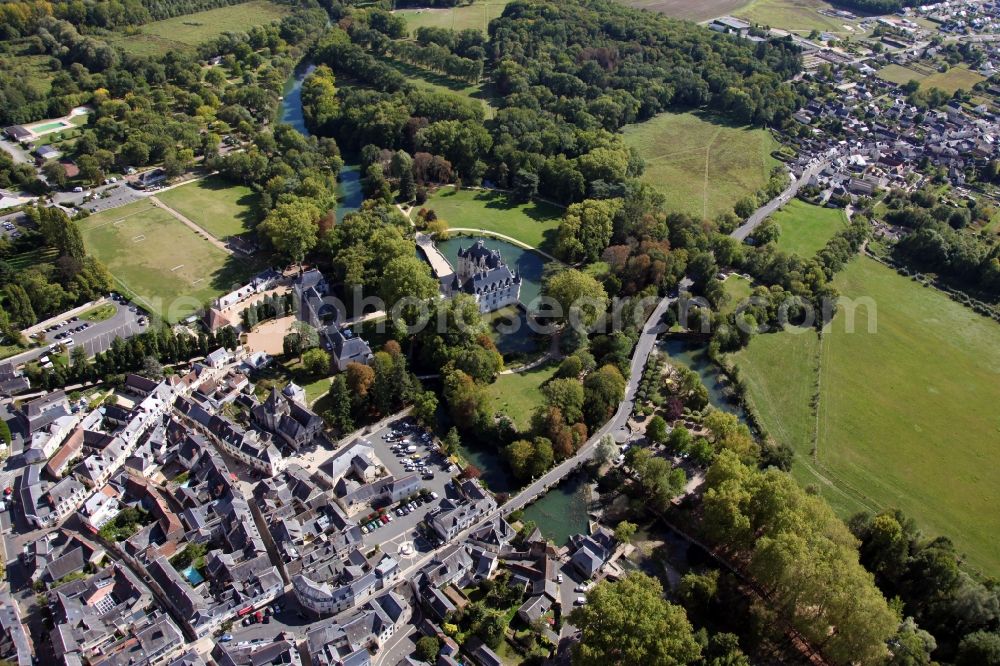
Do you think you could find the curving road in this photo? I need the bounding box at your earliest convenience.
[731,159,830,242]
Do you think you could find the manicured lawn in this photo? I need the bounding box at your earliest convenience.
[622,111,779,220]
[486,363,558,430]
[79,201,256,322]
[721,275,753,314]
[105,1,291,56]
[396,0,509,34]
[732,0,861,35]
[770,199,847,257]
[81,303,118,322]
[156,176,260,240]
[422,187,563,251]
[734,257,1000,573]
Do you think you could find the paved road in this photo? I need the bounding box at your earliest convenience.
[0,140,31,165]
[731,159,830,242]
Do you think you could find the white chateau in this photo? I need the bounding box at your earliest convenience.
[450,239,521,313]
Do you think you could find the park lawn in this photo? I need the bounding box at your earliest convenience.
[156,176,260,240]
[621,0,748,22]
[486,363,558,430]
[105,1,291,56]
[731,0,857,35]
[396,0,509,34]
[423,187,563,251]
[817,257,1000,573]
[771,199,847,257]
[622,112,779,221]
[79,200,256,322]
[921,66,985,95]
[721,275,753,314]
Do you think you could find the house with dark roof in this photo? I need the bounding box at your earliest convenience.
[0,592,33,666]
[3,126,31,142]
[251,387,323,451]
[448,240,521,313]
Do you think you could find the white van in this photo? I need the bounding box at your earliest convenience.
[406,445,417,453]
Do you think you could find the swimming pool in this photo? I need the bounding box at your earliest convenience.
[29,121,68,133]
[181,564,205,585]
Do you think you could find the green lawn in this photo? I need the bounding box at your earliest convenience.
[79,201,256,322]
[81,303,118,322]
[877,64,925,86]
[622,111,779,221]
[732,0,861,35]
[728,327,823,496]
[422,187,563,251]
[396,0,509,34]
[721,275,753,314]
[486,363,558,430]
[620,0,748,22]
[155,176,260,240]
[771,199,847,257]
[105,1,291,56]
[733,257,1000,574]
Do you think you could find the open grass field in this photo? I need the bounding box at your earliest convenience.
[732,257,1000,573]
[623,112,779,221]
[878,64,986,94]
[771,199,847,257]
[79,200,256,321]
[721,275,753,314]
[422,187,563,251]
[876,64,925,86]
[921,66,986,95]
[732,0,860,35]
[155,176,259,240]
[486,363,558,430]
[620,0,747,22]
[105,1,291,56]
[396,0,509,34]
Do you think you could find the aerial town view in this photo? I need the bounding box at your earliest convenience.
[1,0,999,663]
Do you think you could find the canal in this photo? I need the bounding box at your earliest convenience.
[280,63,363,220]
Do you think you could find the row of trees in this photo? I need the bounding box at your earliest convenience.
[388,40,483,84]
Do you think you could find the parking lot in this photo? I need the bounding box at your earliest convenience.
[357,418,458,556]
[12,297,149,366]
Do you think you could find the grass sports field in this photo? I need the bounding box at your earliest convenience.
[155,176,260,240]
[79,200,256,321]
[771,199,847,257]
[732,0,862,35]
[105,1,291,56]
[623,112,779,221]
[486,363,558,430]
[421,187,563,251]
[878,64,985,95]
[732,257,1000,573]
[396,0,509,34]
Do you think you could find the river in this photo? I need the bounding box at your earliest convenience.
[280,63,363,220]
